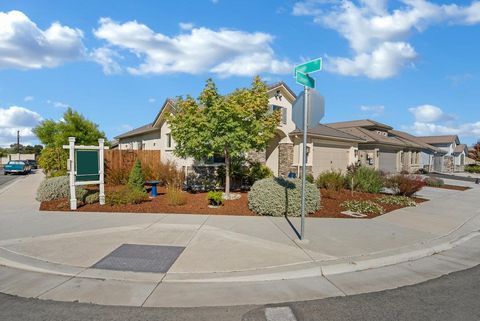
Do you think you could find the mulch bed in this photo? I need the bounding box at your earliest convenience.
[428,184,470,191]
[39,185,430,219]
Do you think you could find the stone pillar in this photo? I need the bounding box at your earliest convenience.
[247,150,266,164]
[278,143,294,177]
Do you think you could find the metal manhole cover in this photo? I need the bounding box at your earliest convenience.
[92,244,185,273]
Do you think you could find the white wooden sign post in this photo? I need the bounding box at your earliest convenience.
[63,137,109,210]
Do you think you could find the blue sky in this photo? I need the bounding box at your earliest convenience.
[0,0,479,147]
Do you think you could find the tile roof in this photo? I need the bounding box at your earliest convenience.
[454,144,467,154]
[290,124,365,142]
[418,135,459,144]
[389,130,440,152]
[115,123,157,139]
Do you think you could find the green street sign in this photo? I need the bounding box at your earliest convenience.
[295,58,322,75]
[75,150,100,181]
[295,71,315,88]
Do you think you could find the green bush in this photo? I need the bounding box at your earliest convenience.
[128,159,145,192]
[248,177,320,217]
[248,161,273,183]
[316,170,346,191]
[166,186,187,206]
[106,187,147,205]
[36,176,87,202]
[306,173,314,184]
[85,192,100,204]
[346,167,383,193]
[342,200,384,215]
[384,174,425,196]
[465,165,480,173]
[37,147,68,177]
[207,191,224,205]
[424,177,445,187]
[376,195,416,207]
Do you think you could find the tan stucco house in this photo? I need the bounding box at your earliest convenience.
[418,135,468,172]
[115,82,362,177]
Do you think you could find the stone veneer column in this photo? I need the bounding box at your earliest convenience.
[278,143,294,177]
[247,150,266,164]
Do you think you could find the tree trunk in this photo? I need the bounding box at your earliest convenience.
[224,149,230,199]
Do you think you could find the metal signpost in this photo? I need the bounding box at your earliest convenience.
[293,58,323,240]
[63,137,109,210]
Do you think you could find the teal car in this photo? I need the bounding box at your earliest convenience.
[3,160,31,175]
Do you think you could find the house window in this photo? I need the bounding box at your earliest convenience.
[204,154,225,164]
[166,133,172,148]
[271,105,287,125]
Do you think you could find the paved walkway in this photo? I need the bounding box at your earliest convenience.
[0,172,479,307]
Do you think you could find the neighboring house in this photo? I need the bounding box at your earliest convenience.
[326,120,436,174]
[418,135,467,172]
[115,82,363,177]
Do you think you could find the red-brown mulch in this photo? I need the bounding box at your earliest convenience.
[428,184,470,191]
[39,185,430,219]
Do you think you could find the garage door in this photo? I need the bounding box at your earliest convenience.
[312,144,349,177]
[379,151,397,173]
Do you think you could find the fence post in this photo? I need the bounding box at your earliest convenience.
[68,137,77,210]
[98,138,106,205]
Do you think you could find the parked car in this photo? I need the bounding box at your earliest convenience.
[3,160,31,175]
[25,159,37,169]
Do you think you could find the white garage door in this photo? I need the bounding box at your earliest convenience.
[312,144,349,177]
[379,151,397,173]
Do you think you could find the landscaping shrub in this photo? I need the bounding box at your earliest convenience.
[85,192,100,204]
[346,167,383,193]
[316,170,346,191]
[37,147,68,177]
[384,174,425,196]
[376,195,416,207]
[143,160,185,187]
[166,186,187,206]
[106,187,147,205]
[36,176,87,202]
[128,159,145,192]
[465,164,480,173]
[248,177,320,217]
[424,177,445,187]
[248,162,273,183]
[207,191,224,206]
[106,164,130,185]
[306,173,314,184]
[341,200,384,215]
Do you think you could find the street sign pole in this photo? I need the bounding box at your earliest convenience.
[300,85,309,240]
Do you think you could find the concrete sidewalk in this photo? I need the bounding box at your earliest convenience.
[0,171,479,307]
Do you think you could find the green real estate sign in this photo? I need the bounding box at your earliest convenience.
[75,150,100,181]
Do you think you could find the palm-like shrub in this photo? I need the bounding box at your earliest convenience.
[248,177,320,216]
[128,159,145,192]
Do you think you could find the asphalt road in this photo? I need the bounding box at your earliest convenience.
[0,172,21,188]
[1,264,479,321]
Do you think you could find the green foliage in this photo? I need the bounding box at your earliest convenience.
[465,165,480,173]
[248,161,273,183]
[37,146,68,177]
[1,144,43,156]
[166,186,187,206]
[106,187,147,205]
[207,191,224,205]
[33,108,106,177]
[316,170,346,191]
[346,167,383,193]
[424,177,445,187]
[85,192,100,204]
[376,195,417,207]
[248,178,320,217]
[342,200,384,215]
[36,176,87,202]
[128,159,145,192]
[384,174,425,196]
[167,77,280,195]
[306,173,314,184]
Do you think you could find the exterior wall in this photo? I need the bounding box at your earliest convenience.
[118,130,161,151]
[1,154,36,165]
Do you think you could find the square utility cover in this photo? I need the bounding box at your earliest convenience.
[92,244,185,273]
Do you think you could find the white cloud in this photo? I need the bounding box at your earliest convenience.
[0,106,42,147]
[92,18,291,77]
[46,100,69,108]
[293,0,480,78]
[408,104,454,122]
[148,98,156,103]
[179,22,195,31]
[360,104,385,116]
[90,47,122,74]
[24,96,34,102]
[0,10,85,70]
